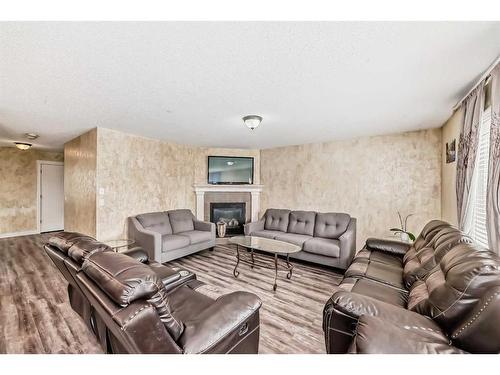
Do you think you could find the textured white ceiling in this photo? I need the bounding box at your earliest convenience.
[1,22,500,150]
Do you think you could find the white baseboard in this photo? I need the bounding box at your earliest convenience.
[0,230,39,239]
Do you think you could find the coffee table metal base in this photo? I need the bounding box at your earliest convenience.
[233,244,294,291]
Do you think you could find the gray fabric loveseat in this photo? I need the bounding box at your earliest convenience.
[244,208,356,270]
[128,209,215,263]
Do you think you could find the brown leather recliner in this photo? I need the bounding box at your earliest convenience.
[44,232,111,334]
[323,220,500,354]
[45,232,262,354]
[44,232,198,350]
[76,251,262,353]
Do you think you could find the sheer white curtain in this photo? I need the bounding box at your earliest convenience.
[486,65,500,254]
[456,82,485,233]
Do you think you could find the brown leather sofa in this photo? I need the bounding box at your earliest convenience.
[323,220,500,354]
[45,232,262,354]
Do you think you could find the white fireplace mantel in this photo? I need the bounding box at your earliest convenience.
[193,184,264,222]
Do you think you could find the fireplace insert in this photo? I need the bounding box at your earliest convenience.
[210,202,246,237]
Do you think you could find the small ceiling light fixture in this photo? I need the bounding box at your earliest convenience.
[25,133,39,140]
[242,115,263,130]
[14,142,32,150]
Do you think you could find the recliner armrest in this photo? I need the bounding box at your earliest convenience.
[179,291,262,354]
[121,247,149,263]
[244,219,265,235]
[365,237,410,256]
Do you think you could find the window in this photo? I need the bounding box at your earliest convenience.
[468,105,491,248]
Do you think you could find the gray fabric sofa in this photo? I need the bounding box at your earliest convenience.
[128,209,215,263]
[244,208,356,270]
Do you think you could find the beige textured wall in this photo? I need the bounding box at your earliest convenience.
[260,129,442,247]
[64,129,97,237]
[0,147,63,235]
[96,128,197,240]
[441,109,463,226]
[95,128,260,240]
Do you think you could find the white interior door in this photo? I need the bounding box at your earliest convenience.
[40,163,64,232]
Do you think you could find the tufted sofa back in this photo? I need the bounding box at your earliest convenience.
[136,211,173,235]
[409,219,451,253]
[167,209,195,234]
[263,209,352,240]
[287,211,316,236]
[403,226,473,289]
[264,209,291,232]
[314,212,351,239]
[407,242,500,337]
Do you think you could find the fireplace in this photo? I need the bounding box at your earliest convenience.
[210,202,246,237]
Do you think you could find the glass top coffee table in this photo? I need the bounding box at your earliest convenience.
[229,236,301,291]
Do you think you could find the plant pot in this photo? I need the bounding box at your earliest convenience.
[400,232,410,242]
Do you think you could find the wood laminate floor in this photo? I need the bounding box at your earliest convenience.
[0,234,342,354]
[0,234,102,353]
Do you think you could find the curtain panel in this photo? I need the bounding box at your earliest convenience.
[456,82,485,233]
[487,65,500,253]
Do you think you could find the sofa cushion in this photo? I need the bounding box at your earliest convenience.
[168,209,195,233]
[263,209,290,232]
[168,284,215,323]
[345,261,404,289]
[274,232,311,247]
[162,234,191,252]
[314,213,350,239]
[287,211,316,236]
[351,315,464,354]
[251,230,283,240]
[335,277,408,307]
[354,248,404,268]
[179,230,213,245]
[136,211,172,235]
[303,237,340,258]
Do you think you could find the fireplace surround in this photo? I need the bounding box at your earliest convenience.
[193,184,264,224]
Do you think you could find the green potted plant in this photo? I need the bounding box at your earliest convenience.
[390,212,416,242]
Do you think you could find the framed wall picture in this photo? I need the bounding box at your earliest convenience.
[446,139,456,163]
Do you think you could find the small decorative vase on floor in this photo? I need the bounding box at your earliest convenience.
[217,221,227,238]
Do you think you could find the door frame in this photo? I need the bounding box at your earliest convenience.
[36,160,64,233]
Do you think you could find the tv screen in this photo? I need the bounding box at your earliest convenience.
[208,156,254,185]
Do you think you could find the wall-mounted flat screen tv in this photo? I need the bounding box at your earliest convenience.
[208,156,254,185]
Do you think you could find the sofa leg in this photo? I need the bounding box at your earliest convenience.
[209,247,215,252]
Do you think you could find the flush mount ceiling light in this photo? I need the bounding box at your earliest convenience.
[242,115,262,130]
[14,142,32,150]
[24,133,39,140]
